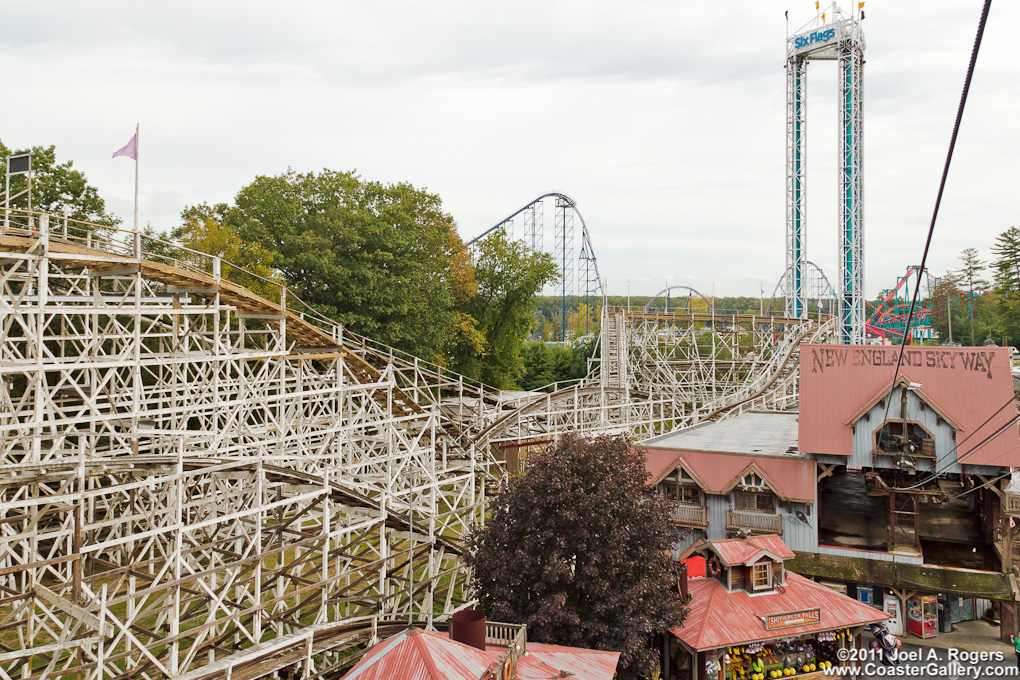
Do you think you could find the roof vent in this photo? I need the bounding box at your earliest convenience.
[450,609,487,650]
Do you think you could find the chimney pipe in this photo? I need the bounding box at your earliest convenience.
[450,609,487,651]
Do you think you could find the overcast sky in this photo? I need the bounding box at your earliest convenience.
[4,1,1017,298]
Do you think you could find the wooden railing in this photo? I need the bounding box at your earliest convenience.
[485,621,525,648]
[671,505,708,528]
[726,510,782,535]
[486,622,527,679]
[1005,494,1020,517]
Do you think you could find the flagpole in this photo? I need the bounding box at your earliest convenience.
[133,123,139,234]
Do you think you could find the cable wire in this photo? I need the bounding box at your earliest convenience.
[892,394,1017,491]
[877,0,994,454]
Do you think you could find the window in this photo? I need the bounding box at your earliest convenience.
[752,562,772,591]
[734,491,775,513]
[660,480,702,506]
[739,472,770,492]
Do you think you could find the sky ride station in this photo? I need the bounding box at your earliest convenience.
[667,535,887,680]
[639,342,1020,665]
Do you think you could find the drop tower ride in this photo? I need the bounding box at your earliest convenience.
[786,4,865,344]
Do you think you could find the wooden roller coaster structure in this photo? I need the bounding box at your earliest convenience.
[0,209,826,679]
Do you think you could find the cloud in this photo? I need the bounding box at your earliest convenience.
[2,0,1016,298]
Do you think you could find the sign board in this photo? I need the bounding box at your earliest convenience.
[808,346,1001,380]
[764,607,821,630]
[7,153,30,175]
[790,25,839,57]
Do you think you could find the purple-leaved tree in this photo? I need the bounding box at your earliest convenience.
[467,434,688,680]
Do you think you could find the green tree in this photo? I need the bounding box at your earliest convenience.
[176,216,279,299]
[463,231,558,387]
[184,170,464,362]
[467,434,688,680]
[0,141,119,230]
[991,227,1020,345]
[928,273,964,344]
[958,248,987,345]
[519,340,596,391]
[519,342,571,390]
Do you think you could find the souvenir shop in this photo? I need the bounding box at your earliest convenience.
[667,536,889,680]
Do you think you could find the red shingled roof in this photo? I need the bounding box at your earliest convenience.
[799,344,1020,467]
[709,535,796,566]
[673,572,887,651]
[341,628,620,680]
[640,448,815,504]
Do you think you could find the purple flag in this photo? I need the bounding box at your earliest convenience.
[113,133,137,160]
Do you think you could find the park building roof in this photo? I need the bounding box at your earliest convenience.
[341,626,619,680]
[673,536,887,652]
[799,343,1020,467]
[641,412,801,457]
[639,445,816,504]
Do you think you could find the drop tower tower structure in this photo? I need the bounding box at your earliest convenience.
[786,4,865,344]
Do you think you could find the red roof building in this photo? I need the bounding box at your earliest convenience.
[709,535,796,567]
[638,343,1020,651]
[677,572,887,651]
[668,536,887,680]
[341,627,620,680]
[798,343,1020,467]
[643,448,815,504]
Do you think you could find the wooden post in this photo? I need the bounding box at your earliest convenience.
[1001,601,1017,644]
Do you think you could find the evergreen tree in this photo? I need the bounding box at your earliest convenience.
[958,248,987,345]
[991,227,1020,344]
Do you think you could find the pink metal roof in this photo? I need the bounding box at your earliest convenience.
[645,447,686,486]
[799,344,1020,467]
[342,628,620,680]
[342,629,489,680]
[710,535,796,566]
[640,448,816,503]
[673,571,888,651]
[521,643,621,680]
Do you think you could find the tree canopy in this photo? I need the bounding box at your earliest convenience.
[463,231,558,387]
[177,172,560,383]
[180,171,464,362]
[467,434,687,679]
[519,340,595,391]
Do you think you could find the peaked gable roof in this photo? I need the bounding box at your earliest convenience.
[799,344,1019,467]
[844,374,964,432]
[706,535,796,566]
[343,628,489,680]
[342,628,620,680]
[640,448,815,504]
[674,572,887,651]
